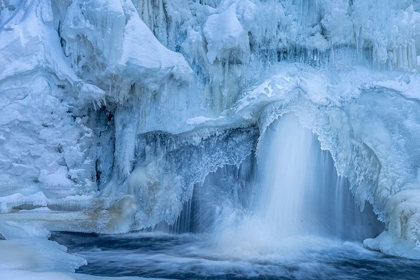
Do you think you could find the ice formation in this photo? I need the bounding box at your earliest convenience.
[2,0,420,275]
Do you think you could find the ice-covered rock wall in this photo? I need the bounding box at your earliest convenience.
[2,0,420,258]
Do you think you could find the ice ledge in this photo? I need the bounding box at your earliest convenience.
[364,189,420,259]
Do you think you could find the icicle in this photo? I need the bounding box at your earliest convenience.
[143,0,149,27]
[403,45,408,69]
[411,41,417,69]
[148,0,154,30]
[397,46,403,69]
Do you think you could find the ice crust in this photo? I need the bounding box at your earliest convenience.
[1,0,420,262]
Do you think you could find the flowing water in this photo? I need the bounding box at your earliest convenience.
[51,231,420,279]
[51,114,415,279]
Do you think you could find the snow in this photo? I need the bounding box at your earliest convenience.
[0,239,86,273]
[1,0,420,271]
[371,75,420,100]
[186,116,219,125]
[0,192,48,213]
[203,4,249,63]
[0,239,155,279]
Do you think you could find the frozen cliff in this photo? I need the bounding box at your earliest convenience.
[2,0,420,272]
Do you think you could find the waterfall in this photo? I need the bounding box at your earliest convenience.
[257,113,315,238]
[166,113,382,253]
[256,113,380,240]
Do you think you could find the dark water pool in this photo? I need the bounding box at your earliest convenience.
[51,232,420,280]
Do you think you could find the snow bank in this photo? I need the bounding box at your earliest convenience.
[0,239,157,279]
[0,239,85,273]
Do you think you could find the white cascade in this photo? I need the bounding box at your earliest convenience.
[212,114,381,256]
[256,113,378,239]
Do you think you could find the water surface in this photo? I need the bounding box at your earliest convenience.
[52,231,420,280]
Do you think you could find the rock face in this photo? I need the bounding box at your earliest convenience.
[1,0,420,259]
